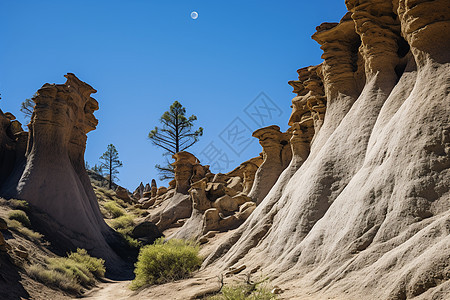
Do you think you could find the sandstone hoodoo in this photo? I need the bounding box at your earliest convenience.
[203,1,449,299]
[0,1,448,299]
[0,74,126,270]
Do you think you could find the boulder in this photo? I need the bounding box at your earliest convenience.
[131,221,163,244]
[115,186,131,203]
[157,186,168,196]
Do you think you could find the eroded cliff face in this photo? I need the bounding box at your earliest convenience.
[0,74,125,271]
[204,1,449,299]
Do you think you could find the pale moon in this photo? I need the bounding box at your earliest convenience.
[191,11,198,20]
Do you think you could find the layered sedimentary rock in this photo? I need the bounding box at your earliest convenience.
[170,156,262,241]
[247,125,291,204]
[0,74,124,269]
[204,1,449,299]
[172,151,200,194]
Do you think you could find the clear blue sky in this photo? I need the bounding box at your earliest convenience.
[0,1,348,190]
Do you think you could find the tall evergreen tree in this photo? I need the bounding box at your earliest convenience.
[99,144,123,189]
[148,101,203,180]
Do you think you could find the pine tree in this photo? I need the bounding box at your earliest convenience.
[99,144,123,189]
[148,101,203,180]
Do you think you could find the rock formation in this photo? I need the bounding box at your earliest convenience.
[150,179,157,198]
[247,125,291,204]
[115,186,132,203]
[132,182,145,200]
[203,1,450,299]
[0,74,125,271]
[170,155,262,241]
[172,151,200,194]
[0,111,26,187]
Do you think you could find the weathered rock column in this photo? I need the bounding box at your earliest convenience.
[395,0,450,66]
[312,14,363,103]
[172,151,200,194]
[9,74,122,267]
[248,125,291,205]
[346,0,402,87]
[240,159,261,195]
[150,179,157,198]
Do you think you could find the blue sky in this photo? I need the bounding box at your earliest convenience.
[0,1,348,190]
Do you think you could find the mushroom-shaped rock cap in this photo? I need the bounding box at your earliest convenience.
[252,125,282,140]
[172,151,200,166]
[312,13,358,45]
[64,73,97,96]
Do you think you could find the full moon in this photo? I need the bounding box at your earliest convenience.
[191,11,198,20]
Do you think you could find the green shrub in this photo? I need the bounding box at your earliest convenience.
[7,219,43,241]
[8,199,29,212]
[131,238,202,290]
[67,248,106,278]
[8,210,31,227]
[110,215,134,230]
[47,257,94,287]
[103,201,125,218]
[208,282,277,300]
[27,248,105,294]
[27,264,82,294]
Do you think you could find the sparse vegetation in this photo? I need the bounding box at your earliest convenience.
[208,285,276,300]
[131,238,202,290]
[208,279,278,300]
[8,199,29,212]
[27,248,105,295]
[8,209,31,227]
[103,200,125,218]
[7,219,43,241]
[27,264,82,294]
[110,215,134,232]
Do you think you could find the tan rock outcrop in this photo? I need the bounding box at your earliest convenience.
[172,151,200,194]
[346,0,402,85]
[132,182,145,200]
[115,186,132,203]
[247,125,291,204]
[204,2,450,300]
[150,179,157,198]
[395,0,450,65]
[1,74,124,269]
[157,186,168,196]
[312,13,363,102]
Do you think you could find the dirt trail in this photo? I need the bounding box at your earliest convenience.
[82,280,133,300]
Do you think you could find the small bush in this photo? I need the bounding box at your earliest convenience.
[131,238,202,290]
[47,257,94,287]
[7,219,43,241]
[208,282,277,300]
[8,199,29,212]
[67,248,106,278]
[103,201,125,218]
[27,264,82,294]
[27,249,105,294]
[8,210,31,227]
[110,215,134,230]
